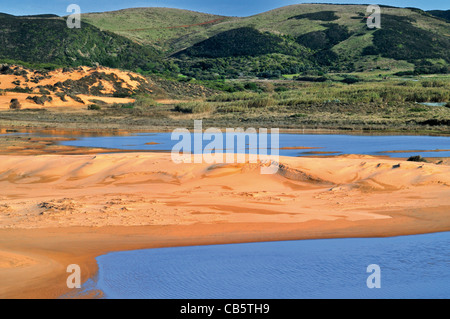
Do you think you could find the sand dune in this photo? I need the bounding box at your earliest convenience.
[0,153,449,298]
[0,92,136,109]
[0,65,151,109]
[0,153,449,229]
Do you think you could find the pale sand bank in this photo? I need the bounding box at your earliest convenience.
[0,153,449,298]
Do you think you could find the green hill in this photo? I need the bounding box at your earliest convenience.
[0,4,449,79]
[81,4,450,78]
[174,27,307,58]
[427,10,450,21]
[0,14,160,70]
[82,7,230,53]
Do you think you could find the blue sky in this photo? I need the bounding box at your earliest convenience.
[3,1,449,17]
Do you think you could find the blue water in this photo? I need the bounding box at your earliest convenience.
[418,102,447,107]
[81,232,450,299]
[61,133,450,158]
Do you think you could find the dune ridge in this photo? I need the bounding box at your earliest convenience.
[0,153,449,229]
[0,65,153,109]
[0,152,449,298]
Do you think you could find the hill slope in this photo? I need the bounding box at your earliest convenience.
[82,4,450,78]
[0,14,160,70]
[0,4,449,79]
[82,8,230,53]
[427,10,450,21]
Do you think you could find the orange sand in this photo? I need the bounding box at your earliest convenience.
[0,92,136,110]
[0,153,449,298]
[0,65,150,109]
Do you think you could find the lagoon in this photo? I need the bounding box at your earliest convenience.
[61,133,450,158]
[80,232,450,299]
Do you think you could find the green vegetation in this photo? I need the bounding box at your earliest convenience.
[170,77,450,127]
[289,11,339,21]
[174,101,213,113]
[2,75,449,133]
[296,24,350,51]
[363,14,450,69]
[0,14,160,71]
[0,4,449,135]
[82,8,228,53]
[82,74,441,133]
[175,27,290,58]
[80,4,449,79]
[132,94,158,108]
[175,53,313,80]
[0,4,449,80]
[427,10,450,21]
[0,58,63,71]
[26,95,52,105]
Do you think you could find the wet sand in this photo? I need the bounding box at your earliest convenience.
[0,152,449,298]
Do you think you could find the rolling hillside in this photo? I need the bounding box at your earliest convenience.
[0,13,160,70]
[427,10,450,21]
[0,4,449,79]
[82,4,450,78]
[82,8,230,53]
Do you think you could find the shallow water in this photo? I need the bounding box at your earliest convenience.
[418,102,447,107]
[81,232,450,299]
[61,133,450,158]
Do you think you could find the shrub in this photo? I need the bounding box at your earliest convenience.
[88,104,101,110]
[9,98,21,109]
[134,94,157,108]
[56,92,67,102]
[409,107,428,113]
[68,94,85,104]
[243,82,261,92]
[407,155,428,162]
[9,86,32,93]
[341,76,361,84]
[174,101,212,114]
[295,76,328,82]
[421,80,446,88]
[120,103,135,109]
[289,11,339,21]
[275,86,289,92]
[26,95,52,105]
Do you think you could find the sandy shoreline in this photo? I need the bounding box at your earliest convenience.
[0,152,449,298]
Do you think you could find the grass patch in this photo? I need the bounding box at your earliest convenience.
[174,101,213,113]
[207,91,262,102]
[409,107,428,113]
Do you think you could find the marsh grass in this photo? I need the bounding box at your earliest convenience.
[409,107,429,113]
[207,91,262,102]
[174,101,214,113]
[168,76,449,132]
[133,94,157,108]
[272,81,450,106]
